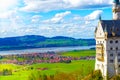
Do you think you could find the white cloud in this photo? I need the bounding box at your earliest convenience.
[39,10,101,38]
[85,10,103,20]
[35,22,96,38]
[43,11,71,24]
[0,10,17,19]
[73,10,103,21]
[0,9,100,38]
[0,0,20,12]
[73,15,82,20]
[21,0,63,12]
[0,6,102,38]
[21,0,112,12]
[31,15,41,23]
[85,21,91,24]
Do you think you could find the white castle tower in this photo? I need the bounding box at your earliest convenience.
[95,0,120,79]
[113,0,120,20]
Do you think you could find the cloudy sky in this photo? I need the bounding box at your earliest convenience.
[0,0,113,38]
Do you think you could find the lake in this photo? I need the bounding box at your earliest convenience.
[0,46,95,55]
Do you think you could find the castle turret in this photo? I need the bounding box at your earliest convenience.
[112,0,120,20]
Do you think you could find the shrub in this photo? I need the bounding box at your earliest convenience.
[110,75,120,80]
[83,70,103,80]
[2,69,12,76]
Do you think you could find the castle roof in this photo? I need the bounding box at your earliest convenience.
[100,20,120,37]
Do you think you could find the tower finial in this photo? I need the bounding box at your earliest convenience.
[99,15,102,21]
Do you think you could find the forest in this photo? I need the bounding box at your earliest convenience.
[0,35,95,50]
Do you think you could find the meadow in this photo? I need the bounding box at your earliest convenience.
[60,50,95,57]
[0,50,96,80]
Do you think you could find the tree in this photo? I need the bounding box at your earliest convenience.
[2,69,12,76]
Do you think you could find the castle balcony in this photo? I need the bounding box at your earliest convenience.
[96,44,104,54]
[96,44,104,62]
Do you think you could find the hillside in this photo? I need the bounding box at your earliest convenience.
[0,35,95,50]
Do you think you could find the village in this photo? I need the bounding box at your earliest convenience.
[0,51,95,65]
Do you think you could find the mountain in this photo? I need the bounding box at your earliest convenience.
[0,35,95,51]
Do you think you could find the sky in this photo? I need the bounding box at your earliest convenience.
[0,0,114,38]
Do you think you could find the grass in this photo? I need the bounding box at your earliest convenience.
[60,50,95,57]
[0,60,95,80]
[31,60,95,74]
[0,64,21,71]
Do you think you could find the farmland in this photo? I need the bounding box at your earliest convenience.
[60,50,95,57]
[0,50,96,80]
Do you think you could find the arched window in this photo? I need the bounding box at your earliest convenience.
[115,40,118,43]
[110,40,113,44]
[110,59,113,63]
[110,54,113,57]
[118,53,120,56]
[118,59,120,62]
[110,47,113,50]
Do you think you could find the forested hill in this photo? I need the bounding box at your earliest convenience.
[0,35,95,50]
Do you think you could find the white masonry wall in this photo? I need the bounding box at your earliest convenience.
[106,38,120,77]
[95,22,108,78]
[95,39,107,78]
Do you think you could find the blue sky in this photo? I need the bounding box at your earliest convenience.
[0,0,113,38]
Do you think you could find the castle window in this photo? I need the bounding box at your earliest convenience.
[115,40,118,43]
[118,53,120,56]
[118,59,120,62]
[110,60,113,63]
[110,54,113,57]
[116,47,118,50]
[110,47,113,50]
[116,28,119,32]
[97,41,99,44]
[110,40,113,44]
[110,28,112,31]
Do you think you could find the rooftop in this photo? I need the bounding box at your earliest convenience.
[100,20,120,37]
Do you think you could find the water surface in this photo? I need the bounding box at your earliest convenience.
[0,46,95,55]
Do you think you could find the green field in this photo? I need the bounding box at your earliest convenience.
[0,60,95,80]
[0,50,95,80]
[60,50,95,57]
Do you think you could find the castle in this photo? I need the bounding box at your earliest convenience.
[95,0,120,79]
